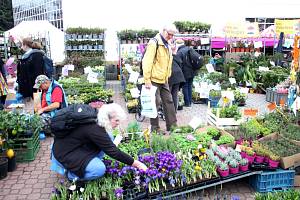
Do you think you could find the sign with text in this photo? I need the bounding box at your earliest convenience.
[244,108,258,117]
[275,19,300,36]
[225,22,259,38]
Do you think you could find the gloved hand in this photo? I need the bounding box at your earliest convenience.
[132,160,148,171]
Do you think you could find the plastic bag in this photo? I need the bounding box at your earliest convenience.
[140,85,157,118]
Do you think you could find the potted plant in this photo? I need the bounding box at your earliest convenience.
[0,156,8,180]
[268,153,280,168]
[228,159,239,174]
[209,90,221,108]
[252,142,265,164]
[245,149,255,164]
[217,162,229,177]
[239,158,249,172]
[233,90,246,106]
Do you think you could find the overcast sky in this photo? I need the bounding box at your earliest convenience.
[62,0,300,31]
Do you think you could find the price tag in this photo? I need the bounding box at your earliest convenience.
[244,108,258,117]
[62,66,69,76]
[254,41,263,48]
[221,91,234,101]
[267,102,276,111]
[128,71,139,83]
[206,64,215,73]
[229,78,236,84]
[188,116,202,130]
[87,71,98,83]
[67,64,75,71]
[200,38,210,45]
[258,66,269,71]
[113,134,123,146]
[84,66,92,74]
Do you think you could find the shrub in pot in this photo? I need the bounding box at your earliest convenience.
[229,159,239,174]
[268,153,280,168]
[217,162,229,177]
[245,149,255,164]
[239,158,249,171]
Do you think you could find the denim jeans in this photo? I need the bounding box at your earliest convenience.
[51,133,114,181]
[182,78,193,106]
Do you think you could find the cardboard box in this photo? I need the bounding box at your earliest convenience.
[295,175,300,187]
[258,133,300,169]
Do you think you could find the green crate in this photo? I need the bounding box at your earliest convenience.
[15,139,40,162]
[10,131,39,149]
[10,131,40,162]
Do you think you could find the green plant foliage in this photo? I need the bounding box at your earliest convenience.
[255,189,300,200]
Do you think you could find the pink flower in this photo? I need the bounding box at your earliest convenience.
[186,134,196,141]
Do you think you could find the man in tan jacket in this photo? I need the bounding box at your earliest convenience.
[142,24,177,133]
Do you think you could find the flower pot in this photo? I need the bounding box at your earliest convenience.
[217,168,229,177]
[264,157,269,163]
[0,157,8,180]
[246,155,255,164]
[229,167,239,174]
[8,156,16,172]
[255,155,264,164]
[241,151,247,158]
[239,164,249,172]
[268,159,279,168]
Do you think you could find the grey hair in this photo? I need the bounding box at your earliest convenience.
[97,103,126,133]
[161,23,178,34]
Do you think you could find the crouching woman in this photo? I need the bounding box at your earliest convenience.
[52,103,147,181]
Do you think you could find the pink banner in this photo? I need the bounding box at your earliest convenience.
[211,38,278,48]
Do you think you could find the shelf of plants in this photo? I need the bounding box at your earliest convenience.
[65,27,105,72]
[58,70,113,106]
[51,124,295,200]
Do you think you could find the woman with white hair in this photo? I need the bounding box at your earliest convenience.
[52,103,147,181]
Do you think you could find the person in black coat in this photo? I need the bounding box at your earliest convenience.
[176,39,197,107]
[52,103,147,181]
[169,44,185,111]
[17,38,45,99]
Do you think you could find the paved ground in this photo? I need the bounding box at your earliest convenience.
[0,81,269,200]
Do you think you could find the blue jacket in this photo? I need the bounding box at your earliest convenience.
[42,80,68,117]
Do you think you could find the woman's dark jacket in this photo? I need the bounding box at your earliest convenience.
[17,49,44,98]
[0,59,7,83]
[53,123,134,178]
[176,45,197,80]
[168,54,185,87]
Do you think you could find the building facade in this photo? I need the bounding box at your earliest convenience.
[12,0,63,30]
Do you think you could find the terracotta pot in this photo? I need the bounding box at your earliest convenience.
[239,164,249,172]
[229,167,239,174]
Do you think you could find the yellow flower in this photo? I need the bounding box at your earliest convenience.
[195,165,202,171]
[200,148,206,153]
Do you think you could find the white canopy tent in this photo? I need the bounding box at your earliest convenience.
[5,20,65,64]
